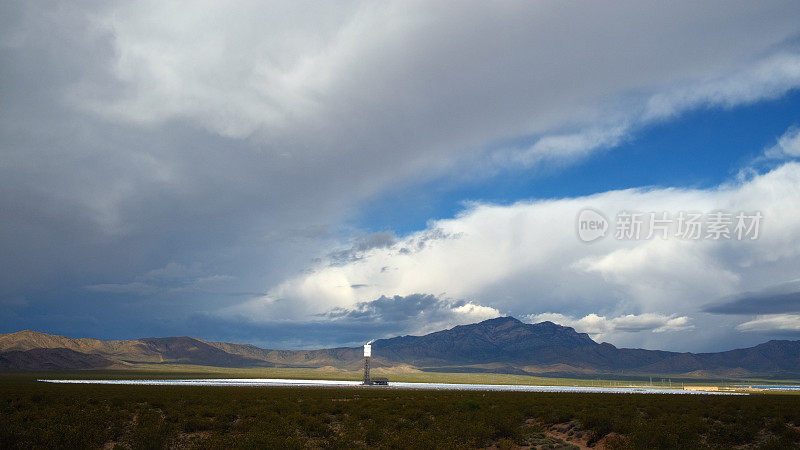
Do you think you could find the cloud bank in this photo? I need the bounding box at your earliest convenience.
[737,315,800,332]
[228,162,800,349]
[527,313,693,342]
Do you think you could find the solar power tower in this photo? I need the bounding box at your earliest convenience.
[363,342,372,385]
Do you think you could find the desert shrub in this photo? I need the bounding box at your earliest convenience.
[126,408,174,450]
[2,373,800,449]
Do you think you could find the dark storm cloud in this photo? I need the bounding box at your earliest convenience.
[0,2,390,308]
[324,293,496,325]
[704,280,800,314]
[186,315,404,349]
[326,294,441,321]
[189,293,497,348]
[327,231,397,265]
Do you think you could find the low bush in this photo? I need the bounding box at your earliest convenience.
[1,373,799,449]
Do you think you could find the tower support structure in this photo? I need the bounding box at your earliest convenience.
[363,342,372,385]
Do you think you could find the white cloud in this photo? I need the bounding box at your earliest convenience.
[736,126,800,182]
[499,126,629,168]
[226,161,800,349]
[642,54,800,121]
[764,127,800,160]
[737,314,800,332]
[526,312,693,341]
[499,54,800,170]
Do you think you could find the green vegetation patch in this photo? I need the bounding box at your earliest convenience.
[2,373,800,449]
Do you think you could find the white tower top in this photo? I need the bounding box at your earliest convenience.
[363,343,371,357]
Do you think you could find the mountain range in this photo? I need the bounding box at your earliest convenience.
[3,317,800,378]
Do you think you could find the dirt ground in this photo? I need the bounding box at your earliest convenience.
[488,419,627,450]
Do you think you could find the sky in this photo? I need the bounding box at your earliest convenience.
[2,1,800,352]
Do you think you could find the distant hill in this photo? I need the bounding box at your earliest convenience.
[0,348,113,371]
[370,317,800,377]
[372,317,604,366]
[3,318,800,377]
[0,331,265,369]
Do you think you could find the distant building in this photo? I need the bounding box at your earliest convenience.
[363,342,389,386]
[363,343,371,385]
